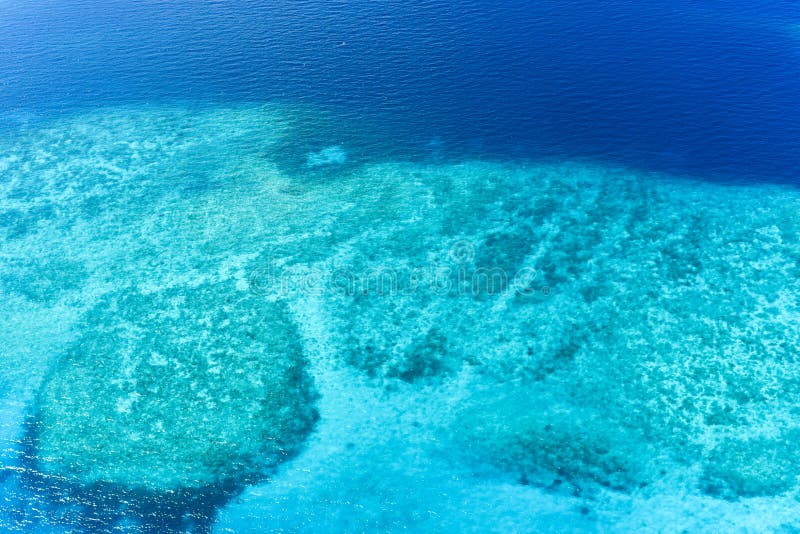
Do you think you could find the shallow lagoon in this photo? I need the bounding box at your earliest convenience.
[1,106,800,531]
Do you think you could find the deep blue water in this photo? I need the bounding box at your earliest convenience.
[1,0,799,182]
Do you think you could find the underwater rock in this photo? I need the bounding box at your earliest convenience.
[32,281,317,491]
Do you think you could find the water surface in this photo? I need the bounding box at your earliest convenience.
[2,1,800,532]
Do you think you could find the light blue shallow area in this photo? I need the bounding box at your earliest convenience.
[1,106,800,531]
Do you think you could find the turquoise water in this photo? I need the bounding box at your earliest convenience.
[3,105,800,531]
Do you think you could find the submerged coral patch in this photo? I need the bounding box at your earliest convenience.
[33,282,317,491]
[702,434,800,498]
[290,160,800,497]
[455,390,656,492]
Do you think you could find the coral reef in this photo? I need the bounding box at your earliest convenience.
[33,281,317,491]
[4,106,800,520]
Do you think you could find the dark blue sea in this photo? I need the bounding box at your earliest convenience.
[2,1,800,532]
[2,0,799,181]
